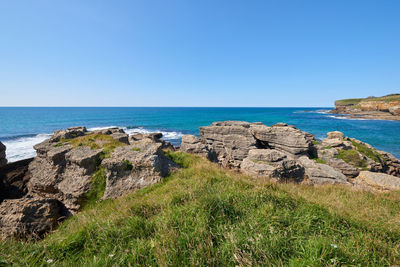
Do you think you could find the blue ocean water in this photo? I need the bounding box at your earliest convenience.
[1,107,400,162]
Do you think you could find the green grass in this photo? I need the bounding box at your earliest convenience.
[312,158,327,164]
[335,149,367,168]
[351,140,382,163]
[58,133,127,159]
[336,94,400,106]
[1,152,400,266]
[131,147,141,152]
[84,167,107,208]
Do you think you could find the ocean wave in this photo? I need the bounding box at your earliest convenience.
[3,133,51,163]
[327,115,370,121]
[87,126,119,131]
[123,127,184,140]
[3,126,184,163]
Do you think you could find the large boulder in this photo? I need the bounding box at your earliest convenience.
[0,197,61,239]
[327,131,344,140]
[250,123,313,156]
[129,132,174,150]
[200,121,260,168]
[355,171,400,191]
[0,141,7,168]
[28,143,102,213]
[101,140,177,199]
[298,156,349,185]
[241,149,305,182]
[180,135,210,158]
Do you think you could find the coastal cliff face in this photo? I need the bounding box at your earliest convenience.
[330,94,400,120]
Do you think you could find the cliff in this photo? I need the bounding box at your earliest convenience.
[330,94,400,120]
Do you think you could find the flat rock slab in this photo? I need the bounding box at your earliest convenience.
[356,171,400,190]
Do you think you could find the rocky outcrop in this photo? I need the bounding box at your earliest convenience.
[28,144,102,213]
[129,132,174,150]
[298,156,349,185]
[241,149,305,182]
[0,197,61,239]
[314,131,400,178]
[251,123,313,156]
[355,171,400,191]
[101,140,177,199]
[0,141,7,168]
[180,135,210,158]
[200,121,259,168]
[0,126,176,239]
[182,121,400,187]
[185,121,347,185]
[330,94,400,121]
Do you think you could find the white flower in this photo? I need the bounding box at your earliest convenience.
[331,244,338,248]
[109,254,114,258]
[46,259,53,263]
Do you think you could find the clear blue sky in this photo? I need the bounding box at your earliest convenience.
[0,0,399,107]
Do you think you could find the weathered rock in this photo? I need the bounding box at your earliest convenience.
[28,143,102,213]
[321,138,353,150]
[101,140,176,199]
[0,197,61,239]
[50,126,87,142]
[298,156,349,185]
[251,123,313,156]
[327,131,344,140]
[180,135,210,157]
[355,171,400,191]
[110,132,129,144]
[241,149,305,182]
[0,141,7,168]
[389,105,400,116]
[0,158,33,202]
[129,132,174,150]
[200,121,259,168]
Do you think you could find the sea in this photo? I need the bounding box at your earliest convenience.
[1,107,400,162]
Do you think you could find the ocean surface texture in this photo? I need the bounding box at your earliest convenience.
[1,107,399,162]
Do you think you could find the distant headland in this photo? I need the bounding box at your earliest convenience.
[330,94,400,121]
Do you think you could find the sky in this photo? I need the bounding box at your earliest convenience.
[0,0,399,107]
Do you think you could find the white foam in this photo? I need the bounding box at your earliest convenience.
[123,127,184,140]
[87,126,119,131]
[327,115,369,121]
[3,133,51,162]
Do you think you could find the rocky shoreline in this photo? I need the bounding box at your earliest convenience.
[329,94,400,121]
[1,121,400,239]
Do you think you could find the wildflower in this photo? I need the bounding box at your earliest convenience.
[46,259,53,263]
[125,249,129,253]
[331,244,338,248]
[109,254,114,258]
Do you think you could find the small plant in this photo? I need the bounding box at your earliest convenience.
[123,160,133,171]
[312,158,327,164]
[131,147,141,152]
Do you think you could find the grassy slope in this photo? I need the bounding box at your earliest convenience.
[1,152,400,266]
[335,94,400,106]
